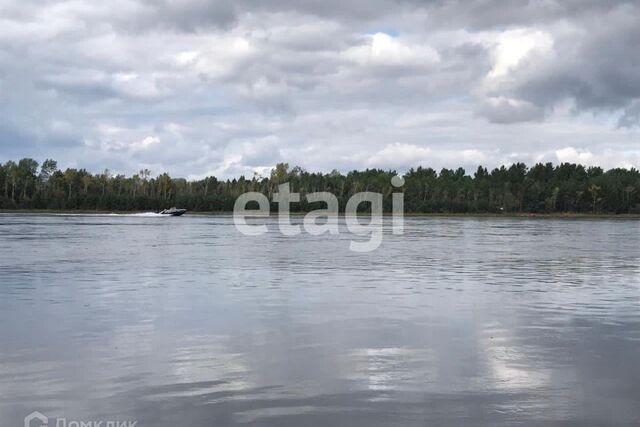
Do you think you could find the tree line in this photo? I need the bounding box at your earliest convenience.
[1,158,639,214]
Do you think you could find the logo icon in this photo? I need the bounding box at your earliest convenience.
[24,411,48,427]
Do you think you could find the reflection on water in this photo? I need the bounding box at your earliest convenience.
[1,214,639,426]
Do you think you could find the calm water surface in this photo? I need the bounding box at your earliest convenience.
[1,214,639,426]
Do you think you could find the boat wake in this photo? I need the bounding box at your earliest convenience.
[129,212,165,217]
[52,212,166,217]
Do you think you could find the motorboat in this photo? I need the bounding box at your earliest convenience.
[159,207,187,216]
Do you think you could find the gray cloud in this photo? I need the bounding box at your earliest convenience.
[0,0,639,177]
[480,2,640,123]
[477,97,545,124]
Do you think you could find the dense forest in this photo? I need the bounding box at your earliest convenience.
[1,158,639,214]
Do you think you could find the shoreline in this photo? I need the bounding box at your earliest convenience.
[2,209,640,219]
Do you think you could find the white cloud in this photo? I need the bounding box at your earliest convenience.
[343,32,440,68]
[555,147,594,164]
[367,143,488,171]
[174,35,255,80]
[367,142,432,168]
[137,136,160,149]
[487,28,553,79]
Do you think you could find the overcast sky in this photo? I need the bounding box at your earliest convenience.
[1,0,639,179]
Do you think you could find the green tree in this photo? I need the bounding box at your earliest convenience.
[588,184,601,214]
[40,159,58,182]
[18,158,39,200]
[270,163,289,185]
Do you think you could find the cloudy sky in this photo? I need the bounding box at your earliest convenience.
[1,0,639,179]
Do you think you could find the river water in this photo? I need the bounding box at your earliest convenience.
[1,214,639,426]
